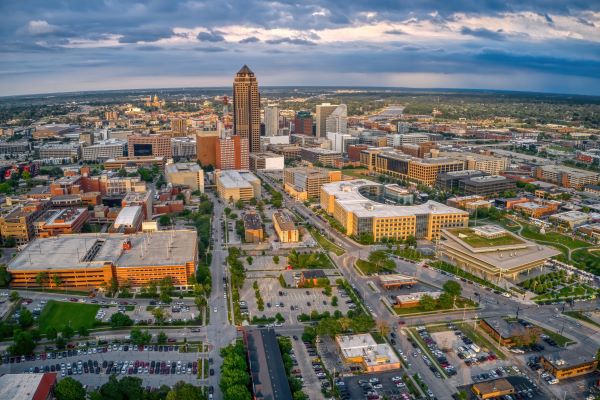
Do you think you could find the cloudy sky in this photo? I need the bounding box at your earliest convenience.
[1,1,599,96]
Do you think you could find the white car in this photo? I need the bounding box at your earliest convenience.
[214,307,217,313]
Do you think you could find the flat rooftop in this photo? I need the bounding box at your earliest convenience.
[217,170,259,189]
[243,213,262,230]
[551,211,590,221]
[336,334,400,367]
[165,162,201,174]
[379,274,418,283]
[38,207,87,226]
[0,372,55,400]
[8,230,197,271]
[542,348,597,369]
[322,180,467,218]
[396,291,442,303]
[273,211,296,231]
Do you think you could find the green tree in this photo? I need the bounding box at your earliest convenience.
[419,294,437,311]
[130,327,152,345]
[442,280,462,297]
[0,265,11,287]
[157,331,168,344]
[77,325,89,337]
[109,312,133,328]
[18,308,34,328]
[117,168,127,177]
[55,335,66,349]
[61,325,75,339]
[272,255,280,264]
[405,235,417,248]
[235,199,244,209]
[159,214,172,226]
[35,271,49,289]
[46,327,58,340]
[9,290,19,302]
[55,377,86,400]
[52,274,62,290]
[10,329,36,355]
[331,296,338,307]
[246,256,253,265]
[152,307,168,325]
[166,381,205,400]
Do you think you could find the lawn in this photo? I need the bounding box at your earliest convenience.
[309,227,345,256]
[519,225,589,250]
[340,168,379,182]
[287,251,333,269]
[448,228,524,248]
[355,259,395,275]
[571,248,600,275]
[393,298,477,315]
[540,328,575,347]
[564,311,600,329]
[38,300,100,332]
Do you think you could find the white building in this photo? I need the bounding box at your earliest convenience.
[171,136,197,158]
[264,104,279,137]
[327,131,359,154]
[325,104,348,135]
[82,139,126,162]
[249,152,285,171]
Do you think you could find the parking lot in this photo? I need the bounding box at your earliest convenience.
[0,343,207,390]
[239,278,351,323]
[342,371,412,400]
[458,376,545,400]
[17,297,198,326]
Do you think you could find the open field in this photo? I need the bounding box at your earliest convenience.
[355,259,395,275]
[38,300,100,331]
[448,228,524,248]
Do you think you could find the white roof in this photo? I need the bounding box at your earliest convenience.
[322,180,467,218]
[114,205,142,227]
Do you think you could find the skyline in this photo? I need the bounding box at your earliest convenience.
[1,1,600,96]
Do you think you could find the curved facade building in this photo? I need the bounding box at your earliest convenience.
[320,180,468,241]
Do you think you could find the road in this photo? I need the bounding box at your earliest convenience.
[258,171,600,399]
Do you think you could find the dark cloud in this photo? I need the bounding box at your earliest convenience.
[460,27,505,41]
[239,36,260,43]
[576,17,595,27]
[197,31,225,42]
[118,27,173,44]
[544,13,554,23]
[265,37,317,46]
[385,29,405,35]
[194,46,227,52]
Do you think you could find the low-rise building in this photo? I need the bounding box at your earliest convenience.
[550,211,590,230]
[243,212,263,243]
[113,205,144,233]
[300,147,342,167]
[540,351,598,380]
[513,200,561,218]
[479,317,541,347]
[472,378,515,399]
[436,170,489,191]
[394,291,442,308]
[249,152,285,171]
[165,162,204,192]
[440,225,560,280]
[273,211,299,243]
[0,372,57,400]
[0,201,51,244]
[39,142,81,161]
[378,274,418,290]
[460,175,517,197]
[34,207,89,237]
[298,269,327,287]
[104,156,166,172]
[336,333,401,373]
[216,170,261,202]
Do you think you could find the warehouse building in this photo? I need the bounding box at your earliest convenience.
[336,333,401,373]
[215,170,261,202]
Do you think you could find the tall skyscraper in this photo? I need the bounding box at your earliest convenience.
[325,104,348,135]
[315,103,338,138]
[233,65,261,155]
[264,104,279,137]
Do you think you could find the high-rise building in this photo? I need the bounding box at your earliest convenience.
[315,103,338,138]
[264,105,279,137]
[325,104,348,135]
[196,129,220,167]
[294,111,313,135]
[216,135,249,170]
[233,65,260,155]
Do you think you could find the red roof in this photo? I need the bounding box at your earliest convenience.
[33,372,57,400]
